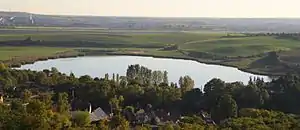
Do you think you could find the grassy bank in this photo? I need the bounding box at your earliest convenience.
[0,47,72,60]
[0,46,83,67]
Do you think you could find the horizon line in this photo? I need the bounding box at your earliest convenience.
[1,10,300,19]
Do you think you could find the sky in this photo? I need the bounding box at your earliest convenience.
[0,0,300,18]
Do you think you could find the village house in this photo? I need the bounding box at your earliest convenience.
[71,103,109,123]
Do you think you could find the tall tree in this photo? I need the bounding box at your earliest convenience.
[203,78,226,110]
[163,71,168,84]
[116,74,120,85]
[211,94,237,122]
[179,76,195,95]
[152,71,163,85]
[105,73,109,80]
[112,73,115,81]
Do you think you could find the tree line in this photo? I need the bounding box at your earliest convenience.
[0,63,300,129]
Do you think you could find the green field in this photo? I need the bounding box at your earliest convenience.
[0,47,72,60]
[1,27,300,75]
[181,37,300,56]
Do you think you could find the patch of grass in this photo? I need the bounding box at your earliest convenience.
[143,50,187,57]
[225,58,260,68]
[0,47,71,60]
[126,32,224,45]
[180,37,300,56]
[0,30,297,58]
[0,30,224,46]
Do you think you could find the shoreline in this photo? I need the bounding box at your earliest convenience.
[9,50,282,77]
[103,53,282,76]
[3,52,84,68]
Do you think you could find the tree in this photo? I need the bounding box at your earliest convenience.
[69,72,75,78]
[152,71,163,85]
[105,73,109,80]
[181,88,203,114]
[179,115,206,125]
[204,78,226,95]
[57,93,70,114]
[163,71,168,84]
[72,111,90,127]
[50,67,60,85]
[68,72,79,85]
[110,115,129,130]
[0,62,7,72]
[211,94,237,122]
[220,117,270,130]
[124,106,135,122]
[109,96,124,115]
[113,73,116,81]
[126,65,136,80]
[179,76,194,95]
[98,119,109,130]
[40,93,53,110]
[235,84,267,108]
[24,100,51,129]
[11,100,25,112]
[23,89,32,103]
[79,75,93,83]
[50,113,71,129]
[268,75,300,114]
[6,62,300,129]
[36,71,48,85]
[203,78,226,110]
[135,125,151,130]
[116,74,120,85]
[51,67,59,74]
[221,108,300,129]
[120,76,128,88]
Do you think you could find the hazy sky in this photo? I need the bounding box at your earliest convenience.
[0,0,300,17]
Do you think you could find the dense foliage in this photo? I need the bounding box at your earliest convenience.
[0,63,300,129]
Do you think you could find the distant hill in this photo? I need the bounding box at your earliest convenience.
[1,11,300,32]
[0,11,30,17]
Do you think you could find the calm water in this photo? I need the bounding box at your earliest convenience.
[17,56,269,88]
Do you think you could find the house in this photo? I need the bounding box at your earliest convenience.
[90,107,108,122]
[200,112,216,125]
[71,103,108,123]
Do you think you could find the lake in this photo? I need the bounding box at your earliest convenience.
[17,56,269,88]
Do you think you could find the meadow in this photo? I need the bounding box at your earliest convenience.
[0,27,300,75]
[0,47,71,60]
